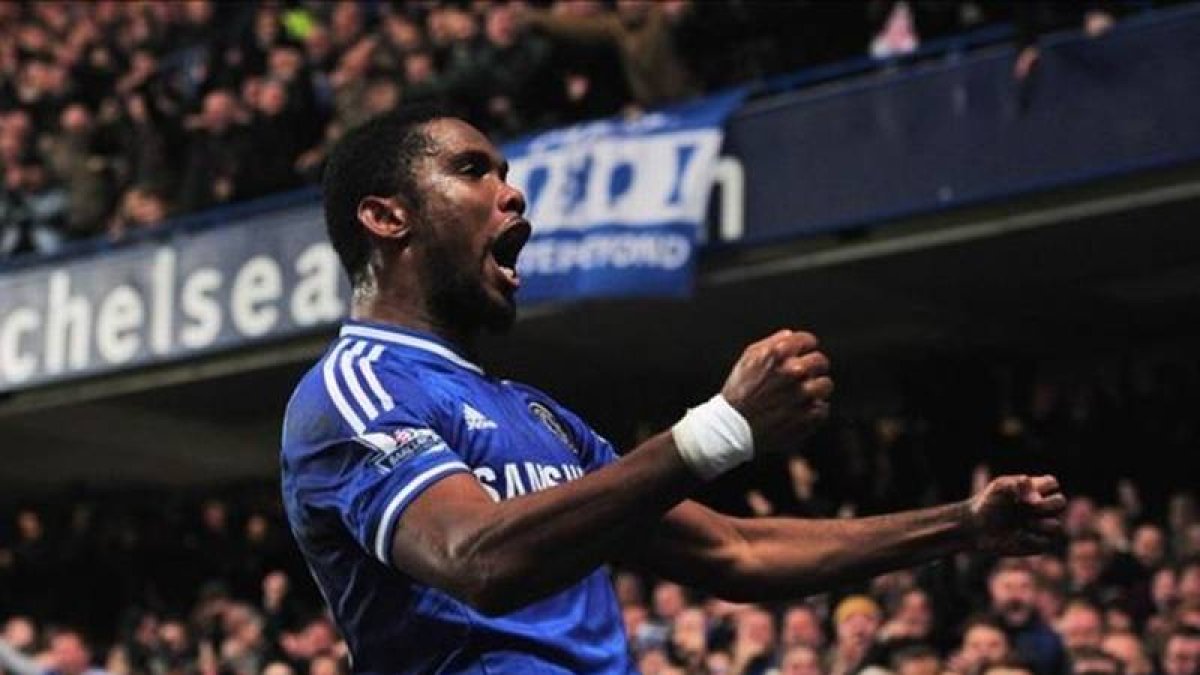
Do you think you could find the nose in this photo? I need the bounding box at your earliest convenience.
[498,180,526,217]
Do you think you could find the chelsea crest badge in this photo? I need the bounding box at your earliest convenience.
[528,401,578,454]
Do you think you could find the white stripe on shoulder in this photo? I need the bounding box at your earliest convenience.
[323,339,365,434]
[359,344,395,412]
[373,461,469,564]
[340,325,483,374]
[339,340,379,421]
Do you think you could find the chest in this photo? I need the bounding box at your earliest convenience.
[437,382,586,501]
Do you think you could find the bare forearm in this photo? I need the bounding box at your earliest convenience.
[718,502,973,600]
[398,329,839,612]
[423,433,702,612]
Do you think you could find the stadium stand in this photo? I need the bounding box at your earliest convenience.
[0,0,1131,263]
[2,359,1200,673]
[3,2,1200,675]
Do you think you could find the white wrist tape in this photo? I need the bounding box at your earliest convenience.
[671,394,755,480]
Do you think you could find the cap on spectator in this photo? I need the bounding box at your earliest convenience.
[835,595,882,625]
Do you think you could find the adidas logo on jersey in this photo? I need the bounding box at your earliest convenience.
[463,403,498,430]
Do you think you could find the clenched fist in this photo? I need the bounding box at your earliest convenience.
[967,475,1066,555]
[721,330,833,453]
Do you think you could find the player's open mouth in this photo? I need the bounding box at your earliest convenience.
[490,218,531,289]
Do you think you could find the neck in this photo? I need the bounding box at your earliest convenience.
[350,284,478,357]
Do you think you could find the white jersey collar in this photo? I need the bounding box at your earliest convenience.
[340,322,484,375]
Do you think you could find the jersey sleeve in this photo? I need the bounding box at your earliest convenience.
[293,401,471,568]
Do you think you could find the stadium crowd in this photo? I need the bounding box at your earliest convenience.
[0,0,1146,261]
[3,1,1199,674]
[2,355,1200,675]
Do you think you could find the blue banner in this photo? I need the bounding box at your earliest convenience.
[725,5,1200,242]
[0,202,345,393]
[503,89,745,302]
[0,93,743,393]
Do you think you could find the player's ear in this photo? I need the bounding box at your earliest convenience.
[357,195,411,242]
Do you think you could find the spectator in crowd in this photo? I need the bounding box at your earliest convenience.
[623,603,661,656]
[1067,646,1123,675]
[1067,532,1110,600]
[891,643,942,675]
[1,358,1198,674]
[48,629,109,675]
[40,102,115,238]
[1131,523,1169,572]
[0,627,108,675]
[1057,598,1105,654]
[1065,498,1099,541]
[828,595,882,675]
[1178,557,1200,610]
[106,183,169,240]
[730,606,776,675]
[177,89,249,212]
[1094,508,1130,555]
[988,559,1067,675]
[952,615,1012,674]
[0,0,1146,265]
[116,92,177,199]
[469,2,558,137]
[1160,628,1200,675]
[1013,2,1118,80]
[781,603,826,651]
[243,77,305,199]
[1101,630,1153,675]
[153,618,196,674]
[1036,578,1068,629]
[880,587,936,644]
[518,0,698,110]
[779,644,823,675]
[1,616,37,656]
[0,153,67,256]
[666,607,707,671]
[652,581,689,627]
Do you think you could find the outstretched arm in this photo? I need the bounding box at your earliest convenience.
[391,331,832,615]
[393,431,697,614]
[630,475,1065,601]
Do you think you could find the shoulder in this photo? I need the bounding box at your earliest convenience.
[283,340,447,450]
[503,380,572,412]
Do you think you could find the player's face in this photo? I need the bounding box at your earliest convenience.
[408,118,529,334]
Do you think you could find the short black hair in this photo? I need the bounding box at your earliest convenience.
[962,613,1007,637]
[890,643,939,670]
[322,104,452,286]
[981,655,1035,674]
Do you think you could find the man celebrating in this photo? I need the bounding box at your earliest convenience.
[280,107,1066,674]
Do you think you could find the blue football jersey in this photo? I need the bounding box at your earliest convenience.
[281,320,635,674]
